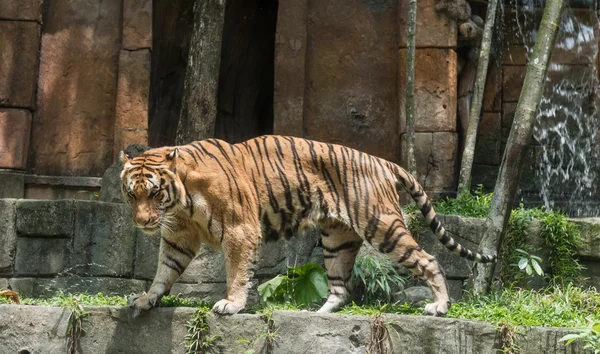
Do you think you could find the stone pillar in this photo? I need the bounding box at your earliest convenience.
[398,0,458,195]
[273,0,308,137]
[0,1,42,197]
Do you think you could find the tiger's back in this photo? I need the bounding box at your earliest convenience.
[120,135,495,316]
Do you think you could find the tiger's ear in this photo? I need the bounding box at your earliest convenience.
[119,151,131,164]
[166,148,179,161]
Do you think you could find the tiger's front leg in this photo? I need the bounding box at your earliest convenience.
[211,225,260,315]
[128,232,198,317]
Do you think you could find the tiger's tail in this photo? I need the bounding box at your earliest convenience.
[395,167,497,263]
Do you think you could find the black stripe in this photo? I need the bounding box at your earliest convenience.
[420,201,432,216]
[429,217,441,233]
[162,237,195,259]
[322,240,362,253]
[398,246,421,263]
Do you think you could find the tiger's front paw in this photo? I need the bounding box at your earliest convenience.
[128,292,160,318]
[211,298,245,315]
[424,300,450,317]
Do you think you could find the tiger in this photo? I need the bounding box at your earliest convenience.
[120,135,496,317]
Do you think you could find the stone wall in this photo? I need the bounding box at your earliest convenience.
[0,0,150,178]
[0,306,589,354]
[1,198,598,302]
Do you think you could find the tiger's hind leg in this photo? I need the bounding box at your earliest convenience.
[369,213,451,316]
[317,225,363,313]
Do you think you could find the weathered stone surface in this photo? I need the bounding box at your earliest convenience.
[0,21,40,108]
[478,113,501,139]
[399,49,457,133]
[398,0,456,48]
[31,0,121,176]
[474,138,502,165]
[169,282,228,303]
[122,0,152,50]
[0,305,70,354]
[15,238,69,275]
[393,286,433,305]
[0,199,17,272]
[273,310,371,354]
[114,49,150,159]
[304,0,399,163]
[178,245,227,284]
[1,0,43,21]
[401,132,458,192]
[9,277,148,298]
[273,0,308,137]
[483,64,502,112]
[16,200,74,237]
[0,278,8,290]
[502,45,527,66]
[71,201,136,277]
[471,164,499,191]
[502,66,526,103]
[0,172,24,198]
[572,217,600,259]
[134,231,160,280]
[502,102,518,136]
[0,109,32,170]
[100,143,150,203]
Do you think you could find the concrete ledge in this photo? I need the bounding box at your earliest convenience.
[0,306,587,354]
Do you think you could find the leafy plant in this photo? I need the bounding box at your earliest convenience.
[185,306,221,354]
[560,319,600,353]
[513,248,543,278]
[237,307,278,354]
[352,256,406,305]
[258,263,328,308]
[433,185,492,217]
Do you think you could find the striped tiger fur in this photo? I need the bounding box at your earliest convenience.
[120,135,496,317]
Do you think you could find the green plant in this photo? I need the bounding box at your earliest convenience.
[48,293,90,354]
[560,319,600,353]
[258,263,328,308]
[237,307,278,354]
[185,306,221,354]
[513,248,544,278]
[352,256,406,305]
[433,185,492,217]
[498,323,522,354]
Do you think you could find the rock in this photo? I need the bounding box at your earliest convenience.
[169,283,228,303]
[399,48,458,133]
[303,0,399,163]
[0,172,24,198]
[0,199,17,272]
[398,0,456,48]
[122,0,153,50]
[70,201,137,277]
[0,109,32,170]
[133,230,160,280]
[99,143,150,203]
[478,113,502,139]
[15,238,70,276]
[273,0,308,137]
[177,245,227,284]
[1,0,43,21]
[113,49,150,159]
[9,277,148,298]
[0,21,40,109]
[16,200,74,237]
[272,310,372,354]
[573,218,600,259]
[502,66,526,103]
[31,0,121,176]
[483,64,502,112]
[474,138,502,165]
[393,286,433,306]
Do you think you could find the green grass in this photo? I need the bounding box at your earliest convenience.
[432,185,492,218]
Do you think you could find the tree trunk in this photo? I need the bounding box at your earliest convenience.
[457,0,499,195]
[176,0,227,145]
[405,0,417,176]
[470,0,566,293]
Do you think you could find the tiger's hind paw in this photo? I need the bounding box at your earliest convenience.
[211,298,245,315]
[424,301,450,317]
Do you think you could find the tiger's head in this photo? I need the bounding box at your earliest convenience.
[119,148,187,234]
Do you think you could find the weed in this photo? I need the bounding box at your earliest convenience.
[258,263,328,308]
[352,256,406,305]
[185,306,220,354]
[560,319,600,353]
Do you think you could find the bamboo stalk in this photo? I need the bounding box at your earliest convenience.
[405,0,417,176]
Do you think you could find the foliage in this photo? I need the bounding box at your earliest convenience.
[498,323,522,354]
[352,256,406,305]
[433,185,492,218]
[513,248,544,278]
[258,263,328,308]
[237,307,278,354]
[560,319,600,353]
[185,305,221,354]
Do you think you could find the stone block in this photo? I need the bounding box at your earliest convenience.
[573,218,600,259]
[1,0,43,21]
[16,200,74,237]
[401,132,458,192]
[0,109,32,170]
[31,0,121,176]
[273,0,308,137]
[471,164,499,192]
[170,282,228,303]
[177,245,226,284]
[34,277,148,298]
[399,49,457,133]
[0,21,40,109]
[474,138,502,165]
[7,278,36,297]
[502,66,526,103]
[502,45,528,66]
[0,199,17,272]
[15,238,69,275]
[0,278,8,290]
[482,64,502,113]
[478,113,501,139]
[114,49,150,159]
[398,0,456,48]
[273,311,372,353]
[502,102,518,136]
[71,201,136,277]
[133,231,160,280]
[0,172,24,198]
[304,0,399,163]
[122,0,152,50]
